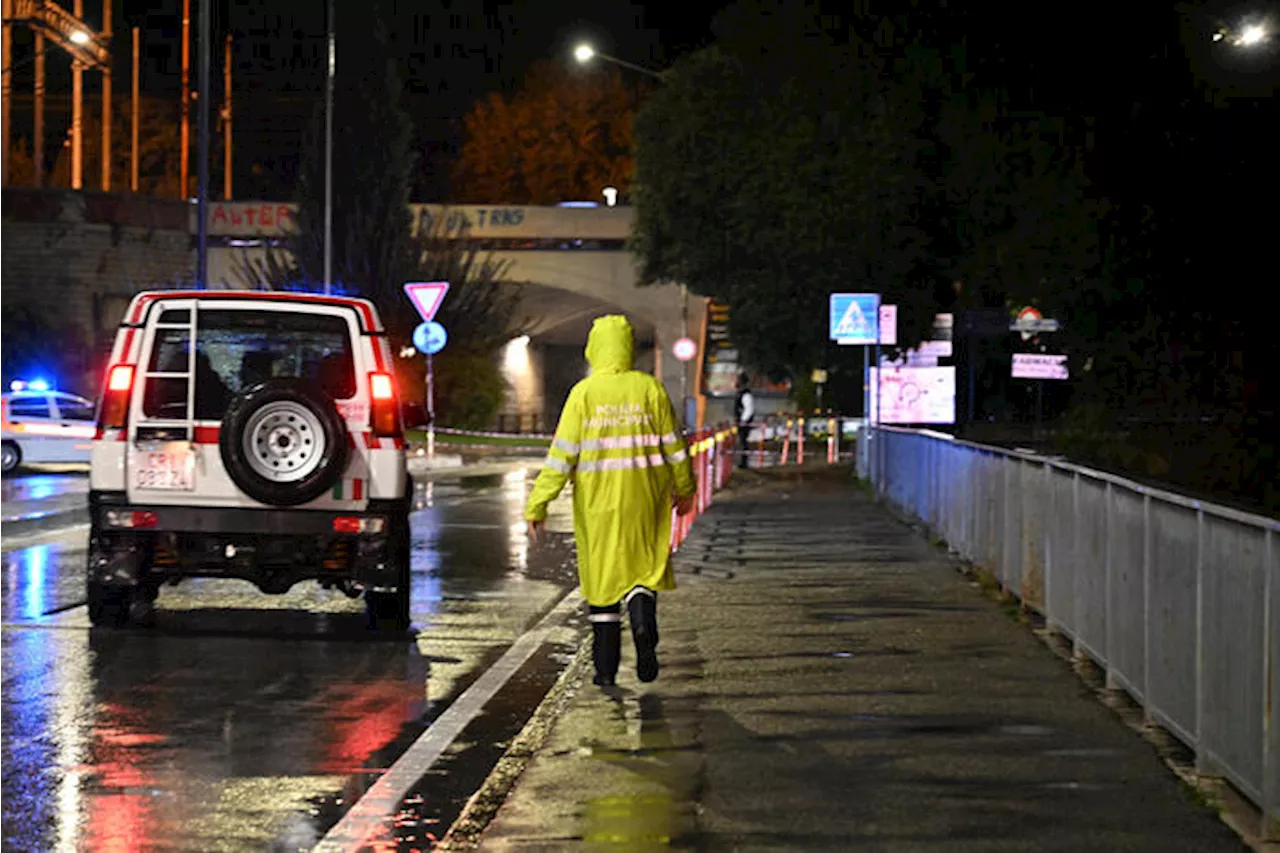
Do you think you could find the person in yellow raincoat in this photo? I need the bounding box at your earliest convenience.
[526,315,696,687]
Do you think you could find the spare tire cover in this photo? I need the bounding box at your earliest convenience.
[219,379,349,507]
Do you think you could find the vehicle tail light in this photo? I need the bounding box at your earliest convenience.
[99,364,135,430]
[333,516,386,534]
[368,372,401,438]
[104,510,158,529]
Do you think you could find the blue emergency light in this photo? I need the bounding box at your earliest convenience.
[9,379,51,392]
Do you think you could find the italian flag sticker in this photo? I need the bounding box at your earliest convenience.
[331,479,364,500]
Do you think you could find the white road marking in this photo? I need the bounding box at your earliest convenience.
[312,587,583,852]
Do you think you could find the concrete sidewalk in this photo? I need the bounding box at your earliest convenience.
[446,467,1255,852]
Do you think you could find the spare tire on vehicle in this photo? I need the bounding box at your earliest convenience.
[219,379,349,507]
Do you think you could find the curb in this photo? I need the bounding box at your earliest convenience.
[0,507,89,540]
[436,640,593,851]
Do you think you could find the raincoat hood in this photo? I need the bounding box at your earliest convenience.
[585,315,634,375]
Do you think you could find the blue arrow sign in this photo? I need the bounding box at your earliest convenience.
[414,321,448,355]
[830,293,880,344]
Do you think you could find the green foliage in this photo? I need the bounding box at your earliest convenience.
[631,2,1099,396]
[426,350,508,430]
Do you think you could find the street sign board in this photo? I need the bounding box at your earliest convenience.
[830,293,880,344]
[1010,317,1062,333]
[1011,305,1060,338]
[413,321,448,355]
[672,337,698,362]
[404,281,450,322]
[811,369,828,384]
[869,366,956,424]
[1012,353,1068,380]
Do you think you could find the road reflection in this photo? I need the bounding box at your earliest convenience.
[0,471,89,504]
[0,463,578,850]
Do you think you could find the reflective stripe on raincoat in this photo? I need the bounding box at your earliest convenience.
[524,315,696,607]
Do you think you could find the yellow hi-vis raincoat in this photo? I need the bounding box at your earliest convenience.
[525,315,696,607]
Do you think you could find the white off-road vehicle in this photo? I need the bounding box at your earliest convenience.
[88,290,411,631]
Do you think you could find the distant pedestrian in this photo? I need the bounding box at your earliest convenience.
[526,316,697,687]
[735,373,754,469]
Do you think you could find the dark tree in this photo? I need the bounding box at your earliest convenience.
[234,12,526,428]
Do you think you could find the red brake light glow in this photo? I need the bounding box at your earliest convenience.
[368,372,401,438]
[370,372,394,401]
[333,517,362,534]
[107,364,134,392]
[99,364,136,430]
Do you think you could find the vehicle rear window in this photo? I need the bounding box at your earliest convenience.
[141,309,356,421]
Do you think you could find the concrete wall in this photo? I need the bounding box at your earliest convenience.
[1,189,194,389]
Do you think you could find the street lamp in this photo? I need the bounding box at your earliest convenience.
[1237,23,1269,45]
[69,30,91,46]
[572,42,664,81]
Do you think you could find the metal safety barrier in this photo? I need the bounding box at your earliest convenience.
[670,425,737,552]
[862,426,1279,839]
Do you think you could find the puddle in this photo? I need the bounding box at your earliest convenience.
[305,641,573,851]
[814,611,918,622]
[772,648,920,659]
[1036,781,1114,791]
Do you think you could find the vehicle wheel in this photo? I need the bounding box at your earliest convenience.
[1,441,20,475]
[219,379,349,507]
[88,582,133,628]
[365,506,411,632]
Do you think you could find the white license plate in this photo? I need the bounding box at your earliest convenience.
[134,445,195,491]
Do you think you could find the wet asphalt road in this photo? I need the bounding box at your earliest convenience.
[1,465,580,852]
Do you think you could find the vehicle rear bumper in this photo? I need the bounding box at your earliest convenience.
[88,490,406,593]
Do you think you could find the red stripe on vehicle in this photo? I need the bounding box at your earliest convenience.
[353,479,364,501]
[347,433,357,449]
[392,437,405,449]
[118,329,137,363]
[130,291,380,332]
[362,432,379,449]
[194,426,221,444]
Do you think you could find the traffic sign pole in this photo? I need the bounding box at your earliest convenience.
[405,282,451,459]
[427,352,435,460]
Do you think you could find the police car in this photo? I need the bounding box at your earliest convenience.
[1,380,98,473]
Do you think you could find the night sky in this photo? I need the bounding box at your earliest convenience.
[3,0,1275,201]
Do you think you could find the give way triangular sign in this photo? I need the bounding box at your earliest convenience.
[833,298,871,339]
[404,281,450,322]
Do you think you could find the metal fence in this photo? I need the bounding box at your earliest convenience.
[862,426,1279,840]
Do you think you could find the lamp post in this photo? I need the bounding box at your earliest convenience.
[323,0,334,295]
[572,43,664,80]
[196,0,209,287]
[573,42,693,418]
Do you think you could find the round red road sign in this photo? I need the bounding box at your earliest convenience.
[672,337,698,362]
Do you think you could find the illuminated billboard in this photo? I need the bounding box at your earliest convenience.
[869,366,956,424]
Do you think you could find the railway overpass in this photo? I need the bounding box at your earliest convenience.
[200,201,704,427]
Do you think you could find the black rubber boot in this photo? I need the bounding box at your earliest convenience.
[627,588,660,683]
[591,616,621,687]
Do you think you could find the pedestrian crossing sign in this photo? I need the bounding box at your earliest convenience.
[830,293,880,344]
